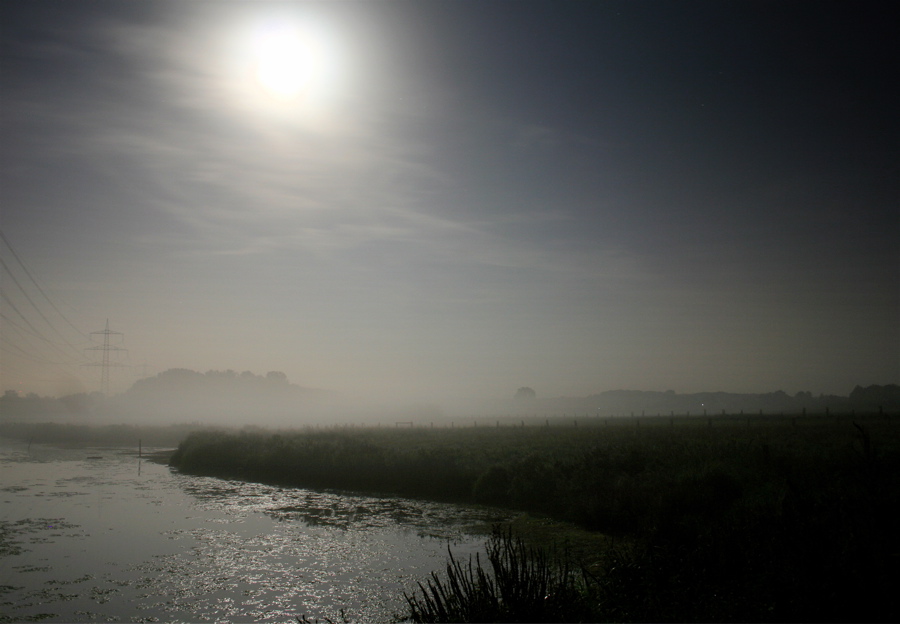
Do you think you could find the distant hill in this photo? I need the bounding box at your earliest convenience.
[118,368,331,422]
[465,384,900,418]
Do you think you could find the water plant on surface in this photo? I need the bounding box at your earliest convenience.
[404,526,591,623]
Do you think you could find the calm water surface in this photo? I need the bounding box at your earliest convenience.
[0,437,510,622]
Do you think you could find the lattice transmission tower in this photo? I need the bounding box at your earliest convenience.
[83,319,128,396]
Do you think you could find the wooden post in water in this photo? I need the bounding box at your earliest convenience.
[139,439,142,458]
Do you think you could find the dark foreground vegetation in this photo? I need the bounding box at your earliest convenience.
[406,526,591,623]
[168,415,898,621]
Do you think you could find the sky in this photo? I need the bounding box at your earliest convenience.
[1,0,897,405]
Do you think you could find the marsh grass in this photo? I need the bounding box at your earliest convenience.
[166,415,900,621]
[405,526,590,623]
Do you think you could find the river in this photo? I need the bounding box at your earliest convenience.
[0,437,511,622]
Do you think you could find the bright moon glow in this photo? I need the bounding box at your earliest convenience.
[234,16,341,121]
[252,24,311,99]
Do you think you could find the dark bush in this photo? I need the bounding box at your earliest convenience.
[472,465,511,504]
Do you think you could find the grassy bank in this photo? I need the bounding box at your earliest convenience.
[171,415,899,621]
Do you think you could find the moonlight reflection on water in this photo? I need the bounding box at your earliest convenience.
[0,438,509,622]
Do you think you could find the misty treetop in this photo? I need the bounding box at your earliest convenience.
[0,368,333,423]
[116,368,333,422]
[127,368,296,396]
[513,386,536,400]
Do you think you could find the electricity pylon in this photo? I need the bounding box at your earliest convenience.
[83,319,128,396]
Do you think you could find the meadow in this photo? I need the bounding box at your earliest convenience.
[170,413,900,622]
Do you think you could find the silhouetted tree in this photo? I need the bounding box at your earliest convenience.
[266,371,288,384]
[514,387,536,400]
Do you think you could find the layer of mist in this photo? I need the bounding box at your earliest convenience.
[2,368,897,429]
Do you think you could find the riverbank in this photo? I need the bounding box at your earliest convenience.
[169,415,900,622]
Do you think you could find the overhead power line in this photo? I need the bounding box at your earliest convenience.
[0,229,86,337]
[0,229,95,393]
[0,256,85,360]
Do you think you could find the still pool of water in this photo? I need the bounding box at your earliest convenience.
[0,437,511,622]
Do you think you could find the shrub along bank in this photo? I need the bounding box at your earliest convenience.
[169,417,900,621]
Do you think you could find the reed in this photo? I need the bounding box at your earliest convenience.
[166,420,900,621]
[404,526,591,623]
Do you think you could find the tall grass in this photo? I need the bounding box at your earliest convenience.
[167,417,900,621]
[405,526,590,623]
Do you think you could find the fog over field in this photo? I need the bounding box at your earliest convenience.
[2,1,897,412]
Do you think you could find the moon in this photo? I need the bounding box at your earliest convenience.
[251,23,315,100]
[232,15,340,122]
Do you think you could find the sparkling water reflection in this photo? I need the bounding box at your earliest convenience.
[0,437,510,622]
